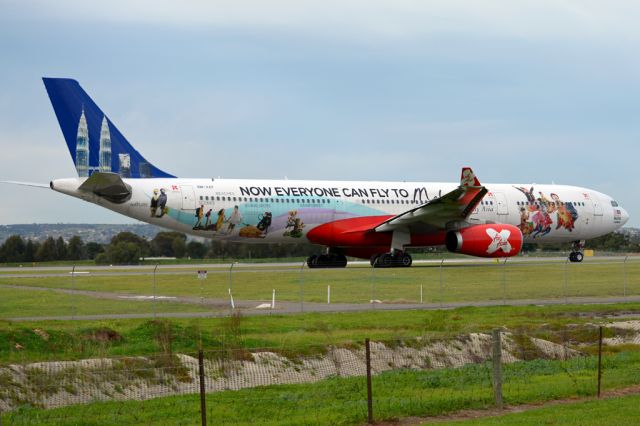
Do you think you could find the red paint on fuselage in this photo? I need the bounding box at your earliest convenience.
[307,215,447,259]
[307,215,394,247]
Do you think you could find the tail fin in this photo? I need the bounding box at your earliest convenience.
[460,167,481,188]
[42,78,175,179]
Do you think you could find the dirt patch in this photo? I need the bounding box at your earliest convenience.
[83,327,123,343]
[375,384,640,425]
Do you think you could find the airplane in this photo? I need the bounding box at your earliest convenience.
[3,78,630,267]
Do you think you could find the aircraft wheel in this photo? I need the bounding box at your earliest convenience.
[401,253,413,267]
[370,255,380,267]
[574,252,584,263]
[307,255,318,268]
[379,253,392,268]
[336,254,348,268]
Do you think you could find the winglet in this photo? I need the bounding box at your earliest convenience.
[460,167,481,188]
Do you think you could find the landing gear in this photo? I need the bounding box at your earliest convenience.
[370,252,412,268]
[307,253,348,268]
[568,240,585,263]
[569,252,584,263]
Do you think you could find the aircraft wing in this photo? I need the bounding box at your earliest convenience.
[374,167,487,233]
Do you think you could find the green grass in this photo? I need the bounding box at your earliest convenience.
[3,351,640,425]
[0,287,207,319]
[1,259,638,308]
[1,303,640,365]
[438,392,640,425]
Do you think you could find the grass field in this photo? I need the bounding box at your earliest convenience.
[2,258,640,425]
[438,393,640,425]
[3,351,640,425]
[0,259,638,316]
[0,287,207,319]
[2,303,639,365]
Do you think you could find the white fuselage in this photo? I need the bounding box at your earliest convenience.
[51,177,629,245]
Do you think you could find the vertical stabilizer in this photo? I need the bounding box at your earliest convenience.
[42,78,175,178]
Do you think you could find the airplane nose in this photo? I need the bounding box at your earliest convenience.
[620,207,630,225]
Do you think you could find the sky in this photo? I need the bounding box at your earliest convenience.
[0,0,639,226]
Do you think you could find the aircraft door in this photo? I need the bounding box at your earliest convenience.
[180,185,196,210]
[591,194,604,216]
[494,192,509,215]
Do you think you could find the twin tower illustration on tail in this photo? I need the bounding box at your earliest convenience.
[43,78,174,179]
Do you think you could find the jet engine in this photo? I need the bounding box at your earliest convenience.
[445,224,523,258]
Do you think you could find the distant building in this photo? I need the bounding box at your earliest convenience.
[118,153,131,178]
[75,109,90,177]
[99,116,112,172]
[139,162,151,178]
[118,154,131,177]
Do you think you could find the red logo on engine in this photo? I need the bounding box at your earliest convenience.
[485,228,512,254]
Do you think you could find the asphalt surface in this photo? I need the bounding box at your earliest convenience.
[0,256,635,279]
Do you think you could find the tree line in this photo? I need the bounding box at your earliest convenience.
[0,231,319,265]
[1,230,638,265]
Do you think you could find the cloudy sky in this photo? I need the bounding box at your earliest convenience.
[1,1,639,226]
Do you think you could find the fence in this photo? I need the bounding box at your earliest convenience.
[2,322,640,425]
[0,256,639,320]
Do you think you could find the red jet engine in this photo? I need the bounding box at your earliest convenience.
[445,224,523,258]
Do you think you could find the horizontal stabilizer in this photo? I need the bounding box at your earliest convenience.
[78,172,132,203]
[0,180,50,189]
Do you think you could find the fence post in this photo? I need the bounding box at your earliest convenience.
[71,264,76,320]
[597,326,603,398]
[502,258,508,306]
[623,256,629,300]
[153,263,158,319]
[299,260,306,312]
[199,349,207,426]
[365,338,373,424]
[370,259,377,310]
[492,328,503,409]
[564,257,569,304]
[439,258,444,308]
[228,262,235,293]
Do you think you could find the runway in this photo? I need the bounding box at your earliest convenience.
[0,255,634,279]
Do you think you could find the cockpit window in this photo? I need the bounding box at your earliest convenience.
[611,200,619,207]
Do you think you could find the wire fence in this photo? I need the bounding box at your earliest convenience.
[0,256,639,320]
[2,322,640,424]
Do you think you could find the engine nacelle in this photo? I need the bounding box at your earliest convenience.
[445,224,523,258]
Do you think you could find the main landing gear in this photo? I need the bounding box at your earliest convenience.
[568,240,585,263]
[307,253,348,268]
[370,252,413,268]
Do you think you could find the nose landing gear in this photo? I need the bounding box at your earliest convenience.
[568,240,585,263]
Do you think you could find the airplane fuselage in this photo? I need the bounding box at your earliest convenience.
[51,177,628,250]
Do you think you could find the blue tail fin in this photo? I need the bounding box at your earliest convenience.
[43,78,175,178]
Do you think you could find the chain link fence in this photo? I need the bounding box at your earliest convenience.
[0,256,639,320]
[2,321,640,424]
